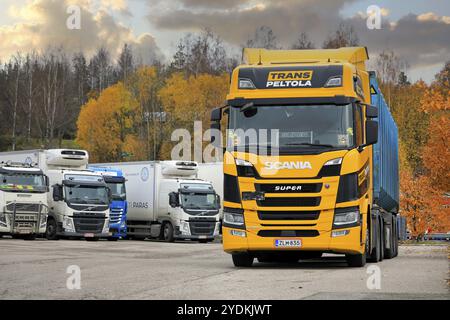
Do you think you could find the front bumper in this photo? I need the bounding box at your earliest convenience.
[223,224,363,255]
[109,222,127,238]
[175,234,215,240]
[57,231,112,239]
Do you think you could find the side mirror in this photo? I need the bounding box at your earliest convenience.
[107,187,113,202]
[44,175,49,187]
[210,122,222,148]
[366,105,378,118]
[365,120,378,145]
[215,194,221,209]
[52,184,63,202]
[211,107,222,122]
[169,192,180,208]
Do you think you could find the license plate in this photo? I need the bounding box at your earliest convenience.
[274,239,302,248]
[84,233,94,238]
[198,235,207,239]
[17,229,33,234]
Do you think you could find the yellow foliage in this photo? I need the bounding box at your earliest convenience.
[76,82,141,162]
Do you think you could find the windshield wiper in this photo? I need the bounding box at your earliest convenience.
[284,142,334,148]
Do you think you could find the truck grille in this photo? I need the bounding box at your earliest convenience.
[109,208,123,224]
[14,214,38,222]
[189,221,216,236]
[258,210,320,220]
[257,230,319,237]
[255,183,322,193]
[256,197,321,207]
[6,202,41,213]
[73,212,105,233]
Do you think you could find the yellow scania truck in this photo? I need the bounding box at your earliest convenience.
[210,47,399,267]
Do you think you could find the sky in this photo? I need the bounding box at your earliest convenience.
[0,0,449,83]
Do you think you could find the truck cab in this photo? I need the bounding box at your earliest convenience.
[44,150,111,240]
[88,166,127,239]
[0,163,48,240]
[163,174,221,242]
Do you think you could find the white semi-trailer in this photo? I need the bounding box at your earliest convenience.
[0,150,111,240]
[0,161,48,240]
[94,161,221,242]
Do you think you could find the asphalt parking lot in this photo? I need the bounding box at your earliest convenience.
[0,238,448,300]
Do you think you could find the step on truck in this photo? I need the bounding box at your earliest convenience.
[94,161,221,242]
[0,161,49,240]
[0,150,111,240]
[210,47,400,267]
[88,166,127,240]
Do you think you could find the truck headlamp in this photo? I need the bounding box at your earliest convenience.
[333,207,360,229]
[0,212,7,227]
[235,159,253,167]
[223,208,245,230]
[102,220,110,233]
[63,216,75,232]
[180,221,190,234]
[40,214,47,228]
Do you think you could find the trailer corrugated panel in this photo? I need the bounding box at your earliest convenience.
[370,73,399,213]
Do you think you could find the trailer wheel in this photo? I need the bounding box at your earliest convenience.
[45,218,59,240]
[368,217,381,262]
[163,222,174,242]
[384,215,396,259]
[232,253,254,267]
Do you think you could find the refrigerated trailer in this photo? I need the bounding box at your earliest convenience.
[210,47,400,267]
[93,161,221,242]
[0,150,111,240]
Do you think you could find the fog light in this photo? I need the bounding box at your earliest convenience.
[230,229,246,237]
[332,230,350,237]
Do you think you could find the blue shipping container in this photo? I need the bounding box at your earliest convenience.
[370,72,399,212]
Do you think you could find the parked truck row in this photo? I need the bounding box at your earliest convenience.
[0,150,222,243]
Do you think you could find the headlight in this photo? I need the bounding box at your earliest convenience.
[333,207,360,229]
[40,214,47,228]
[235,159,253,167]
[103,220,110,233]
[235,159,256,177]
[223,208,245,229]
[180,221,190,234]
[63,216,75,232]
[0,212,8,227]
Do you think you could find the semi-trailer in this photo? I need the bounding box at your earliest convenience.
[0,149,111,240]
[94,160,221,242]
[0,161,48,240]
[210,47,400,267]
[88,166,128,240]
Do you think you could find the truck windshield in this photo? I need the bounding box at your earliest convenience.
[107,182,126,201]
[0,173,46,193]
[181,192,218,210]
[64,185,109,205]
[228,104,355,152]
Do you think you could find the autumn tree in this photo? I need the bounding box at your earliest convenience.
[322,22,359,49]
[76,82,143,162]
[246,26,280,49]
[291,32,315,50]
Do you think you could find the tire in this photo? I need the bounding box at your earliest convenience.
[379,218,384,261]
[45,218,59,240]
[384,216,395,259]
[163,222,174,242]
[368,217,381,262]
[393,217,399,257]
[346,251,366,267]
[232,253,254,267]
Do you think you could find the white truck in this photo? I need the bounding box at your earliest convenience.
[0,149,111,240]
[0,161,48,240]
[196,162,223,219]
[93,161,221,242]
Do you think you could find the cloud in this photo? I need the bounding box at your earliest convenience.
[0,0,162,64]
[147,0,449,77]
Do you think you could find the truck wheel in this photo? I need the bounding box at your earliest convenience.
[232,253,254,267]
[368,217,381,262]
[45,218,59,240]
[393,218,399,257]
[346,251,366,267]
[384,216,395,259]
[379,218,384,261]
[163,222,174,242]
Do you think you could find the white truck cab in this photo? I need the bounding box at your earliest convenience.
[0,162,48,240]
